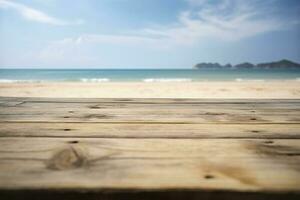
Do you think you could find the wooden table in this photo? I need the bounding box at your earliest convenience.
[0,97,300,199]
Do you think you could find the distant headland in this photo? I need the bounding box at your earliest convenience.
[194,59,300,69]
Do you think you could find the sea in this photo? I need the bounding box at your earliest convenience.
[0,68,300,83]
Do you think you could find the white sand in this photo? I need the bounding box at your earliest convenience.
[0,81,300,99]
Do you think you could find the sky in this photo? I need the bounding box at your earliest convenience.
[0,0,299,68]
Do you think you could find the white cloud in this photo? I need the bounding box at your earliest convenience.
[0,0,83,25]
[35,34,165,64]
[185,0,209,6]
[139,0,284,44]
[35,0,295,63]
[59,34,160,46]
[49,0,287,47]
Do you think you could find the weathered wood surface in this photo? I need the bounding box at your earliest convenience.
[0,97,300,199]
[1,123,300,139]
[0,138,300,191]
[1,98,300,123]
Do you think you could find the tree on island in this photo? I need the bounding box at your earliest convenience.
[194,59,300,69]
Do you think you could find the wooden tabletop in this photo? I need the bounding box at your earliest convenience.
[0,97,300,199]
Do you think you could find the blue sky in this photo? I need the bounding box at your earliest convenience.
[0,0,299,68]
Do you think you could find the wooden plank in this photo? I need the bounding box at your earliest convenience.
[1,111,299,123]
[1,107,299,124]
[1,97,300,197]
[2,103,300,115]
[2,100,300,108]
[1,97,300,103]
[0,123,300,139]
[1,98,299,123]
[0,99,300,114]
[0,138,300,191]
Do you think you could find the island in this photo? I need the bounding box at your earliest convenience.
[194,59,300,69]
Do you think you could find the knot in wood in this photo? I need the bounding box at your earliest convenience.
[46,147,88,170]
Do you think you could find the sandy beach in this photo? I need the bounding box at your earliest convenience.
[0,81,299,99]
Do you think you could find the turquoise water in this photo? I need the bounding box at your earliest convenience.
[0,69,300,82]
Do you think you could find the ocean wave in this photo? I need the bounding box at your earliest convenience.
[80,78,110,82]
[0,79,43,83]
[143,78,192,82]
[235,78,265,82]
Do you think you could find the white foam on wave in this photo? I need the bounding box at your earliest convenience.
[235,78,243,82]
[143,78,192,82]
[0,79,43,83]
[80,78,110,83]
[235,78,265,82]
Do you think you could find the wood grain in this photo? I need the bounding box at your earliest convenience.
[1,99,300,123]
[0,138,300,191]
[0,123,299,139]
[0,97,299,198]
